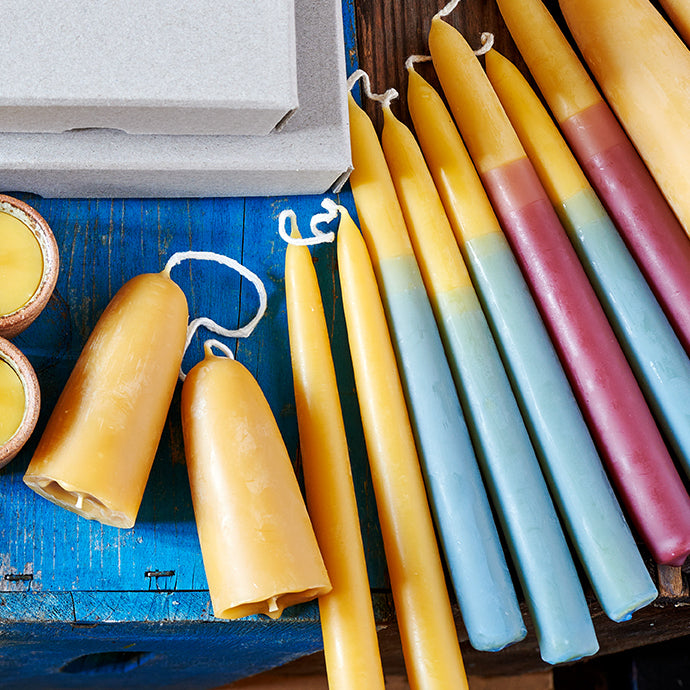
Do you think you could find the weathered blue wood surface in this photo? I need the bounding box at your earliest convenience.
[0,2,391,686]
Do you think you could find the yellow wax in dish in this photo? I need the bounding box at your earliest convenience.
[0,211,44,316]
[181,345,331,620]
[285,228,385,688]
[0,357,25,446]
[23,271,188,529]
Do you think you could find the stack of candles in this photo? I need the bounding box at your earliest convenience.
[334,0,690,672]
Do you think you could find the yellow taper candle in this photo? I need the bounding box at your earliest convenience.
[659,0,690,44]
[23,270,188,528]
[0,211,43,317]
[559,0,690,236]
[284,217,385,688]
[181,342,332,620]
[336,203,468,690]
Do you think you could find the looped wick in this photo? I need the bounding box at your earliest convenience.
[475,32,494,56]
[434,0,461,20]
[203,339,234,360]
[347,69,399,109]
[164,250,268,380]
[279,207,335,246]
[405,54,432,73]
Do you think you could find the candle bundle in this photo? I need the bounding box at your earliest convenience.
[405,64,656,624]
[348,80,525,654]
[24,269,188,529]
[495,0,690,354]
[282,209,385,688]
[487,47,690,481]
[335,201,468,689]
[181,340,331,620]
[559,0,690,238]
[428,14,690,567]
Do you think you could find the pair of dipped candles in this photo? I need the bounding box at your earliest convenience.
[23,260,331,621]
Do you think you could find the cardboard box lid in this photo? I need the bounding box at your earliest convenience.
[0,0,298,136]
[0,0,351,198]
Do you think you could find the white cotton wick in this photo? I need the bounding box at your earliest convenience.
[164,250,268,381]
[347,69,399,109]
[203,339,235,360]
[475,32,495,56]
[278,207,335,246]
[405,54,433,73]
[434,0,461,20]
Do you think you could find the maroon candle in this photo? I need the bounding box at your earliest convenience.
[561,101,690,354]
[482,156,690,567]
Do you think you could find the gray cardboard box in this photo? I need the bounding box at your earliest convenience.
[0,1,298,136]
[0,0,351,198]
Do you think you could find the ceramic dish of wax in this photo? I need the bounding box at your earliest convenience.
[0,337,40,469]
[0,194,59,339]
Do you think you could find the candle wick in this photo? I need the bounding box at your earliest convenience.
[203,339,235,360]
[474,32,495,56]
[267,596,280,613]
[347,69,399,108]
[278,207,336,246]
[434,0,461,20]
[405,54,432,73]
[165,250,268,381]
[75,493,84,510]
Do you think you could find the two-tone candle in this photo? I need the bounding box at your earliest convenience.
[559,0,690,238]
[348,87,522,653]
[336,203,468,690]
[406,64,656,624]
[284,218,385,688]
[488,47,690,483]
[495,0,690,354]
[428,16,690,567]
[379,104,525,653]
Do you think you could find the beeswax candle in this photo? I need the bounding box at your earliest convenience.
[559,0,690,238]
[380,104,527,653]
[659,0,690,44]
[406,65,655,624]
[0,356,25,446]
[23,270,188,528]
[337,203,468,690]
[495,0,690,353]
[0,211,43,317]
[349,88,521,654]
[488,47,690,482]
[284,220,384,688]
[181,342,331,620]
[429,16,690,567]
